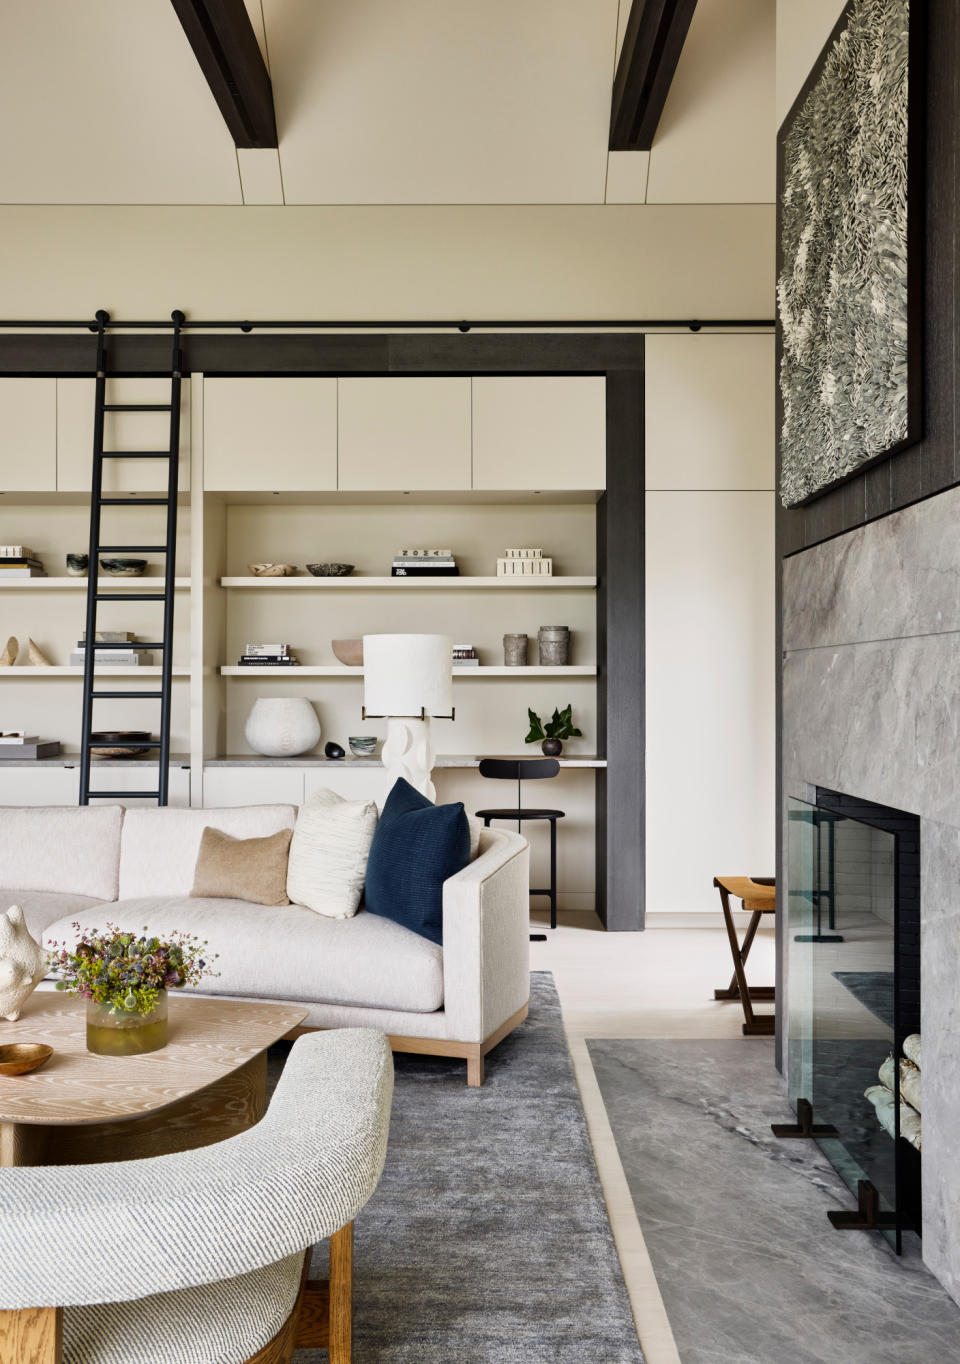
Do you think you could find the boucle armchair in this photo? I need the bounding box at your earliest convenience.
[0,1029,393,1364]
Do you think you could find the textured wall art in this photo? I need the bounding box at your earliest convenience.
[778,0,921,507]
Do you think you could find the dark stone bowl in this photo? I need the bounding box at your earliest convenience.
[306,563,354,577]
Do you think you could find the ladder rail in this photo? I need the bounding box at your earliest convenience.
[157,313,185,806]
[79,312,110,806]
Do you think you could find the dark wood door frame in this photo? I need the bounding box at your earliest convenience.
[0,330,646,930]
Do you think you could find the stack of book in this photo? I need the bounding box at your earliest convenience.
[0,545,46,578]
[391,548,459,577]
[70,631,153,667]
[0,732,61,760]
[453,644,479,668]
[237,643,300,667]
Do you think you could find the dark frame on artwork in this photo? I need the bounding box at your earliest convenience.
[776,0,926,509]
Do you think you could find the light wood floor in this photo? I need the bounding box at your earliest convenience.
[529,905,777,1364]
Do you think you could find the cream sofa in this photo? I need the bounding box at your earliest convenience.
[0,804,531,1085]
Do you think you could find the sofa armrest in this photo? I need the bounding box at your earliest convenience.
[441,828,530,1044]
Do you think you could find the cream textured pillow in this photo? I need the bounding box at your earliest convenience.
[286,788,379,919]
[191,826,293,906]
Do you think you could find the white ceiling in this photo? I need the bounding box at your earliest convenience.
[0,0,774,206]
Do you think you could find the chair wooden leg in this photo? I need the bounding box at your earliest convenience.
[0,1308,62,1364]
[714,910,764,998]
[718,886,757,1029]
[329,1221,353,1364]
[467,1048,485,1087]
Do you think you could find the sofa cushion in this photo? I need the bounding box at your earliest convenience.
[0,806,122,901]
[118,806,297,900]
[365,779,469,946]
[191,827,293,906]
[45,895,444,1015]
[286,788,378,920]
[0,890,107,943]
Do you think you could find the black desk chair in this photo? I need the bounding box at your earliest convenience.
[476,757,564,934]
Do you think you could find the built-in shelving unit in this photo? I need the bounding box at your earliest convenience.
[0,578,191,590]
[0,666,190,677]
[220,664,597,677]
[220,575,595,590]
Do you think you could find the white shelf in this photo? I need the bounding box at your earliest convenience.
[0,578,191,590]
[219,575,595,590]
[0,666,190,677]
[220,664,596,677]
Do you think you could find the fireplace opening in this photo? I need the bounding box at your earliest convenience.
[784,788,921,1252]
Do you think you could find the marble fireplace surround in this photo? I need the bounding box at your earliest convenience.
[781,482,960,1305]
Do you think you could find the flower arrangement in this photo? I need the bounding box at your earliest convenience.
[48,924,217,1017]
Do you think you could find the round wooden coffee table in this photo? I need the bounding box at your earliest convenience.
[0,991,307,1166]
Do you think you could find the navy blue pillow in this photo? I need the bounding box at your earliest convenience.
[365,778,470,945]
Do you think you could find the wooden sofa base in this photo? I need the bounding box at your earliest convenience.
[287,1002,529,1088]
[0,1224,355,1364]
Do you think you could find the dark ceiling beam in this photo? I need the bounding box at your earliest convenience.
[170,0,278,148]
[609,0,698,151]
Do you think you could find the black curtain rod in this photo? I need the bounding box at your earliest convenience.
[0,317,774,333]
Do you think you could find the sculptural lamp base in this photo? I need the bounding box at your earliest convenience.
[86,991,169,1056]
[381,716,436,802]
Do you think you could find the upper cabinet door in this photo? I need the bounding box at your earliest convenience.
[203,379,337,491]
[0,379,57,491]
[338,378,471,491]
[57,378,191,493]
[472,378,606,491]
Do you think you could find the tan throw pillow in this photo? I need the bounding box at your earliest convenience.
[191,826,293,906]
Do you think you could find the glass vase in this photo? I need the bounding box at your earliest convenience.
[86,990,169,1056]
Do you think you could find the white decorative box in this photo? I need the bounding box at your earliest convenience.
[497,557,553,577]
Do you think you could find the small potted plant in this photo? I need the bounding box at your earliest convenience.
[48,924,217,1056]
[524,704,583,757]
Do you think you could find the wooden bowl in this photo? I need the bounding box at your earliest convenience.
[0,1043,53,1077]
[332,638,364,667]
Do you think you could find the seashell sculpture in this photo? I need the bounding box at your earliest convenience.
[27,638,53,667]
[0,636,18,667]
[0,906,47,1021]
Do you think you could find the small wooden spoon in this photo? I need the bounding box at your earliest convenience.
[0,1044,53,1076]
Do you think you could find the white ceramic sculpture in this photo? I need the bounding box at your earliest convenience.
[0,906,46,1021]
[244,697,321,757]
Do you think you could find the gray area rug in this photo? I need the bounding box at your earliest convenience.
[588,1039,960,1364]
[268,974,643,1363]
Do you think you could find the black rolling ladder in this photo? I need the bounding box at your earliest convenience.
[78,310,185,806]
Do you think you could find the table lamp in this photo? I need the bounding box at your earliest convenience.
[362,634,454,801]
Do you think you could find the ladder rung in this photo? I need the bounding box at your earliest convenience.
[103,404,172,411]
[90,739,164,747]
[88,791,160,799]
[90,691,164,699]
[100,451,174,459]
[99,497,170,505]
[95,593,167,601]
[97,545,168,553]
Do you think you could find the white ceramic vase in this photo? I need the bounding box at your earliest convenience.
[0,906,46,1021]
[244,697,321,757]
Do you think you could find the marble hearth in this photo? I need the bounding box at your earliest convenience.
[781,483,960,1304]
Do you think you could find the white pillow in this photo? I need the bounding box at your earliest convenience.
[286,789,378,919]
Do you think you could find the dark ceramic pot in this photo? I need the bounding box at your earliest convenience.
[324,741,346,759]
[541,738,563,757]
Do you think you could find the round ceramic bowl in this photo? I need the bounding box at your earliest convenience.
[332,639,364,666]
[0,1043,53,1077]
[90,729,152,758]
[348,736,378,757]
[99,558,146,577]
[307,563,354,577]
[248,563,297,577]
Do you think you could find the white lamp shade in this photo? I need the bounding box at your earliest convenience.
[363,634,453,718]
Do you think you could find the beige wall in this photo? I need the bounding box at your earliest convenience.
[776,0,848,127]
[0,205,773,321]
